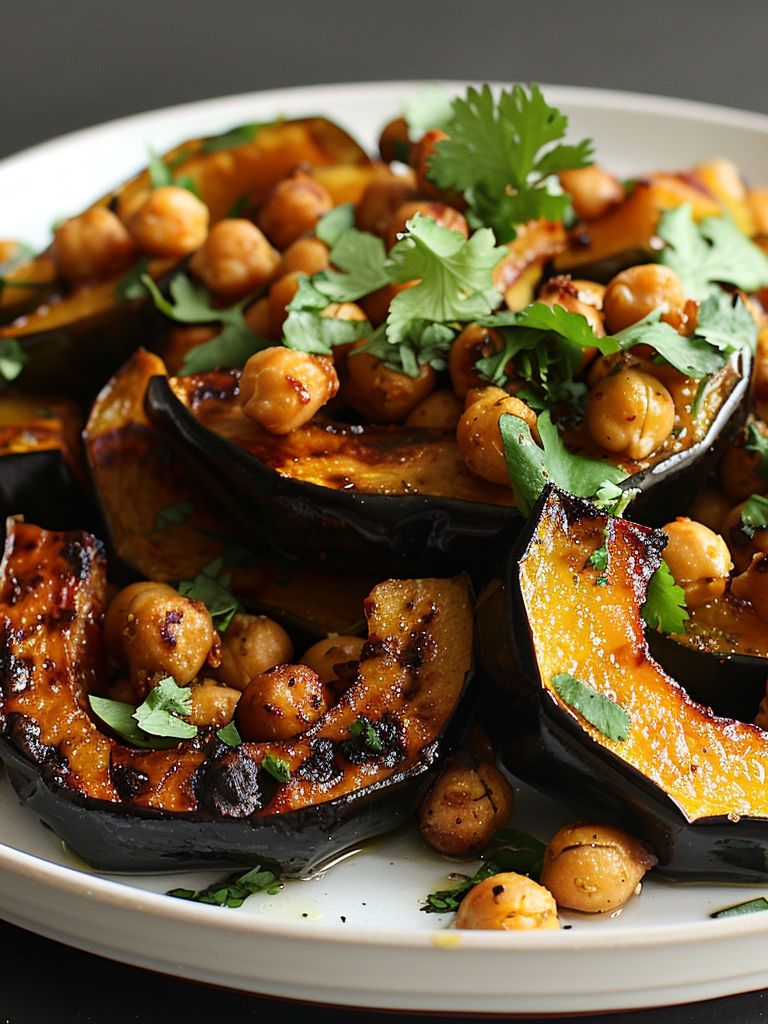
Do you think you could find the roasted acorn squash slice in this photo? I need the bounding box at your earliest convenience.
[476,484,768,881]
[0,518,473,874]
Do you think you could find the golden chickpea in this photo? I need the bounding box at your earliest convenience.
[103,581,218,699]
[457,387,538,487]
[378,116,411,164]
[585,366,676,461]
[257,169,333,250]
[50,206,136,284]
[213,612,294,692]
[558,164,625,221]
[687,485,733,534]
[661,517,733,609]
[602,264,686,335]
[300,634,364,697]
[537,275,606,338]
[243,296,273,338]
[455,873,559,931]
[410,128,463,205]
[187,679,241,728]
[731,552,768,623]
[448,323,506,399]
[123,186,209,257]
[344,343,436,423]
[385,200,468,250]
[239,346,339,434]
[273,236,330,279]
[188,219,280,302]
[418,754,514,857]
[355,176,418,240]
[404,389,464,430]
[267,270,302,335]
[722,501,768,574]
[540,823,657,913]
[236,663,328,741]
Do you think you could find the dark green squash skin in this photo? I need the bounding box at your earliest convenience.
[0,449,97,535]
[143,374,522,580]
[475,485,768,883]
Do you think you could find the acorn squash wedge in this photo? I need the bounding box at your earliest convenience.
[0,517,474,875]
[476,484,768,881]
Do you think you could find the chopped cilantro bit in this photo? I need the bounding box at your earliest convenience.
[0,339,27,382]
[740,493,768,538]
[216,721,242,748]
[586,544,610,573]
[550,672,630,742]
[746,423,768,481]
[641,559,689,635]
[315,203,356,247]
[349,716,383,752]
[283,307,370,356]
[115,257,152,301]
[427,84,593,242]
[262,754,291,783]
[201,122,269,154]
[178,556,242,633]
[711,897,768,919]
[155,500,195,532]
[134,678,197,739]
[658,203,768,300]
[168,864,283,907]
[401,85,454,139]
[88,694,181,749]
[148,147,174,189]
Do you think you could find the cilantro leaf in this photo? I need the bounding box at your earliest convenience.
[427,84,593,242]
[745,422,768,481]
[385,214,505,335]
[200,122,266,154]
[262,753,291,783]
[216,721,242,747]
[0,339,28,382]
[695,290,759,356]
[313,228,390,302]
[401,85,455,138]
[658,204,768,300]
[88,694,181,749]
[315,203,356,247]
[115,256,153,301]
[550,672,630,742]
[349,716,383,752]
[641,559,689,634]
[168,863,283,907]
[178,557,242,632]
[155,500,195,532]
[134,678,197,739]
[282,307,370,356]
[612,309,727,378]
[740,493,768,537]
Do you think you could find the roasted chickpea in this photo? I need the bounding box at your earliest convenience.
[243,296,273,338]
[385,200,468,250]
[344,342,436,423]
[187,679,241,728]
[50,206,136,284]
[103,581,218,699]
[540,823,657,913]
[359,279,417,327]
[404,389,464,429]
[267,270,302,335]
[558,164,625,221]
[687,485,733,534]
[355,175,418,240]
[418,753,514,857]
[378,116,411,164]
[410,129,463,206]
[273,236,330,279]
[731,551,768,623]
[719,435,768,504]
[661,518,733,609]
[448,323,506,399]
[585,366,676,461]
[239,346,339,434]
[457,387,538,487]
[158,324,219,375]
[537,275,606,338]
[257,169,333,250]
[721,500,768,574]
[213,612,294,692]
[236,663,328,741]
[123,185,209,257]
[455,873,559,931]
[602,264,686,335]
[188,219,280,302]
[300,634,364,697]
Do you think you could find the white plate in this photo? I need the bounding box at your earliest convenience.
[3,81,768,1016]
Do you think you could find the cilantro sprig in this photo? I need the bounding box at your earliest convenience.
[426,84,593,242]
[168,864,283,907]
[178,556,243,633]
[740,493,768,538]
[90,678,196,748]
[640,559,689,635]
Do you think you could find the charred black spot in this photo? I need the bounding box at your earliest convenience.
[110,762,150,801]
[340,712,406,769]
[60,540,91,581]
[0,652,35,696]
[360,637,394,662]
[160,609,182,649]
[295,737,343,787]
[5,712,69,779]
[196,742,263,817]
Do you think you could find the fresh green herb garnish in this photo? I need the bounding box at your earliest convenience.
[711,897,768,919]
[740,493,768,538]
[658,203,768,300]
[200,122,269,154]
[168,863,283,907]
[155,500,195,532]
[216,721,242,748]
[586,543,610,574]
[89,693,181,749]
[315,203,357,247]
[0,338,28,382]
[0,243,47,301]
[401,85,454,139]
[315,227,390,303]
[499,411,628,516]
[282,306,370,356]
[550,672,631,742]
[426,84,593,243]
[133,678,197,739]
[641,559,689,634]
[262,754,292,783]
[178,556,243,633]
[349,716,383,753]
[745,422,768,481]
[141,273,270,374]
[114,256,153,301]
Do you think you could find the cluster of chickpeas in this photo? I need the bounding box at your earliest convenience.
[101,579,364,743]
[417,749,657,930]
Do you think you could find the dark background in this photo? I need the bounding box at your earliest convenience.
[3,1,768,1022]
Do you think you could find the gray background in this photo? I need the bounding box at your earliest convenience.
[4,1,768,1022]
